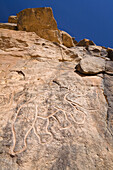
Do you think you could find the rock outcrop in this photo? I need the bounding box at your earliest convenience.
[0,8,113,170]
[76,38,95,47]
[8,16,18,24]
[60,31,75,48]
[17,7,61,44]
[17,7,74,47]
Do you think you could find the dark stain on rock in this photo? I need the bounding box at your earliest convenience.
[50,145,70,170]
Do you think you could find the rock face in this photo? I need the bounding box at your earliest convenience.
[0,9,113,170]
[17,7,61,43]
[17,7,74,47]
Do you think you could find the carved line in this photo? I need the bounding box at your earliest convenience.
[33,116,53,144]
[64,93,86,125]
[10,96,36,155]
[9,86,93,155]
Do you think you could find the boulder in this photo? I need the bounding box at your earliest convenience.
[17,7,60,43]
[0,23,17,30]
[8,15,18,24]
[76,38,95,47]
[60,31,75,47]
[76,56,105,74]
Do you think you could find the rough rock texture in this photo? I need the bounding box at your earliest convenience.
[105,61,113,74]
[60,31,75,48]
[0,23,17,30]
[17,7,61,43]
[8,16,18,24]
[0,20,113,170]
[17,7,75,47]
[76,56,105,74]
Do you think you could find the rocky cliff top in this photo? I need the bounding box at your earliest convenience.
[0,7,113,170]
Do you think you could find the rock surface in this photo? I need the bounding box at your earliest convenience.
[76,38,95,47]
[0,11,113,170]
[17,7,61,43]
[17,7,75,47]
[76,56,105,74]
[0,23,17,30]
[8,16,18,24]
[60,31,75,48]
[105,61,113,74]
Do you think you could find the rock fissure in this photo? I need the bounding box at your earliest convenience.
[10,70,25,79]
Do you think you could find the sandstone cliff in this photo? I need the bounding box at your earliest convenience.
[0,7,113,170]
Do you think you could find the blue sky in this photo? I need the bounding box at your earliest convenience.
[0,0,113,48]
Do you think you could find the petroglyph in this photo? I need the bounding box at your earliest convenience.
[0,65,104,157]
[0,55,103,156]
[7,83,89,155]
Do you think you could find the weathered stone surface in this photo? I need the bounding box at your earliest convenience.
[76,56,105,74]
[16,7,77,46]
[104,74,113,136]
[0,23,17,30]
[17,7,57,30]
[88,45,108,58]
[0,28,78,61]
[76,38,95,47]
[37,29,61,44]
[8,16,18,24]
[0,28,113,170]
[105,61,113,74]
[17,7,60,43]
[60,31,75,47]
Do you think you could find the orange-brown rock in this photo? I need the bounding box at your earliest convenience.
[17,7,76,47]
[60,31,75,48]
[76,38,95,46]
[8,15,18,24]
[17,7,60,43]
